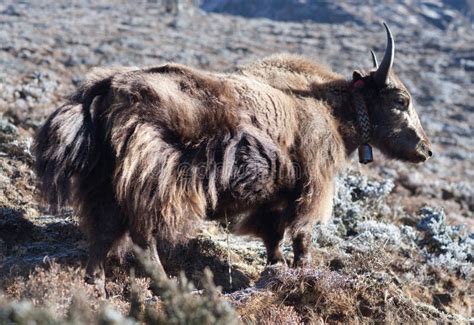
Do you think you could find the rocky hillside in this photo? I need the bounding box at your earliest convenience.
[201,0,474,27]
[0,0,472,323]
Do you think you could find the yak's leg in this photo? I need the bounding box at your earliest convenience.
[129,230,166,278]
[84,223,126,296]
[263,227,286,265]
[260,213,288,265]
[81,186,126,295]
[84,235,119,294]
[291,181,334,267]
[291,227,312,267]
[239,206,288,265]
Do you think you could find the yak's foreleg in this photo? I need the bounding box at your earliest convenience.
[240,206,288,265]
[263,226,287,265]
[291,179,335,267]
[291,228,312,267]
[255,210,288,265]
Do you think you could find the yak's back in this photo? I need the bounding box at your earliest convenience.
[104,64,241,146]
[238,54,342,93]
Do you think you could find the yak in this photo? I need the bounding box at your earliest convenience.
[34,23,431,291]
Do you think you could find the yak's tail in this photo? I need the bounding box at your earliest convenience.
[33,71,114,212]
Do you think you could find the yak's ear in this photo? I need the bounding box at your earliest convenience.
[352,70,364,81]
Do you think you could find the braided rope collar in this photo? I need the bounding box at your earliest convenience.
[351,79,373,164]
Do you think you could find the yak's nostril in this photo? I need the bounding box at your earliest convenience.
[428,150,433,157]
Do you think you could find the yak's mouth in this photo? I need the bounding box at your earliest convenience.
[400,147,432,164]
[411,141,433,163]
[377,142,432,164]
[376,132,432,164]
[408,152,430,163]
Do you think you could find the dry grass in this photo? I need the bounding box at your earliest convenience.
[1,249,241,324]
[230,244,471,324]
[2,260,137,318]
[1,235,472,324]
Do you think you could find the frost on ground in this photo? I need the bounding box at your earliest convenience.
[417,207,473,277]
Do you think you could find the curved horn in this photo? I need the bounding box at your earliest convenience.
[373,22,394,87]
[370,50,378,69]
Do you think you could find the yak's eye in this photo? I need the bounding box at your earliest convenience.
[394,97,409,110]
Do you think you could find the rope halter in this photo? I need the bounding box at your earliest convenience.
[351,78,373,164]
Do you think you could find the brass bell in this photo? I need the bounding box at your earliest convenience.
[358,143,373,164]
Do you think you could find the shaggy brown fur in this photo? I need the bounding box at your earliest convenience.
[34,51,431,290]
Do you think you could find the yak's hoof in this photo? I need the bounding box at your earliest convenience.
[292,254,312,268]
[267,255,290,267]
[84,274,107,298]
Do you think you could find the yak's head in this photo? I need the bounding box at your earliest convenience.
[352,23,432,164]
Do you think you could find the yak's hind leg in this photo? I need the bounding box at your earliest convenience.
[129,228,166,279]
[82,203,126,296]
[79,176,127,295]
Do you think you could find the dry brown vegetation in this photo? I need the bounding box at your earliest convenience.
[1,242,471,324]
[1,202,472,323]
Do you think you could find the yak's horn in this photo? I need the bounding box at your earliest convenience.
[370,50,378,69]
[373,22,394,87]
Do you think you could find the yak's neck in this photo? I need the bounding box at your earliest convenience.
[312,79,363,157]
